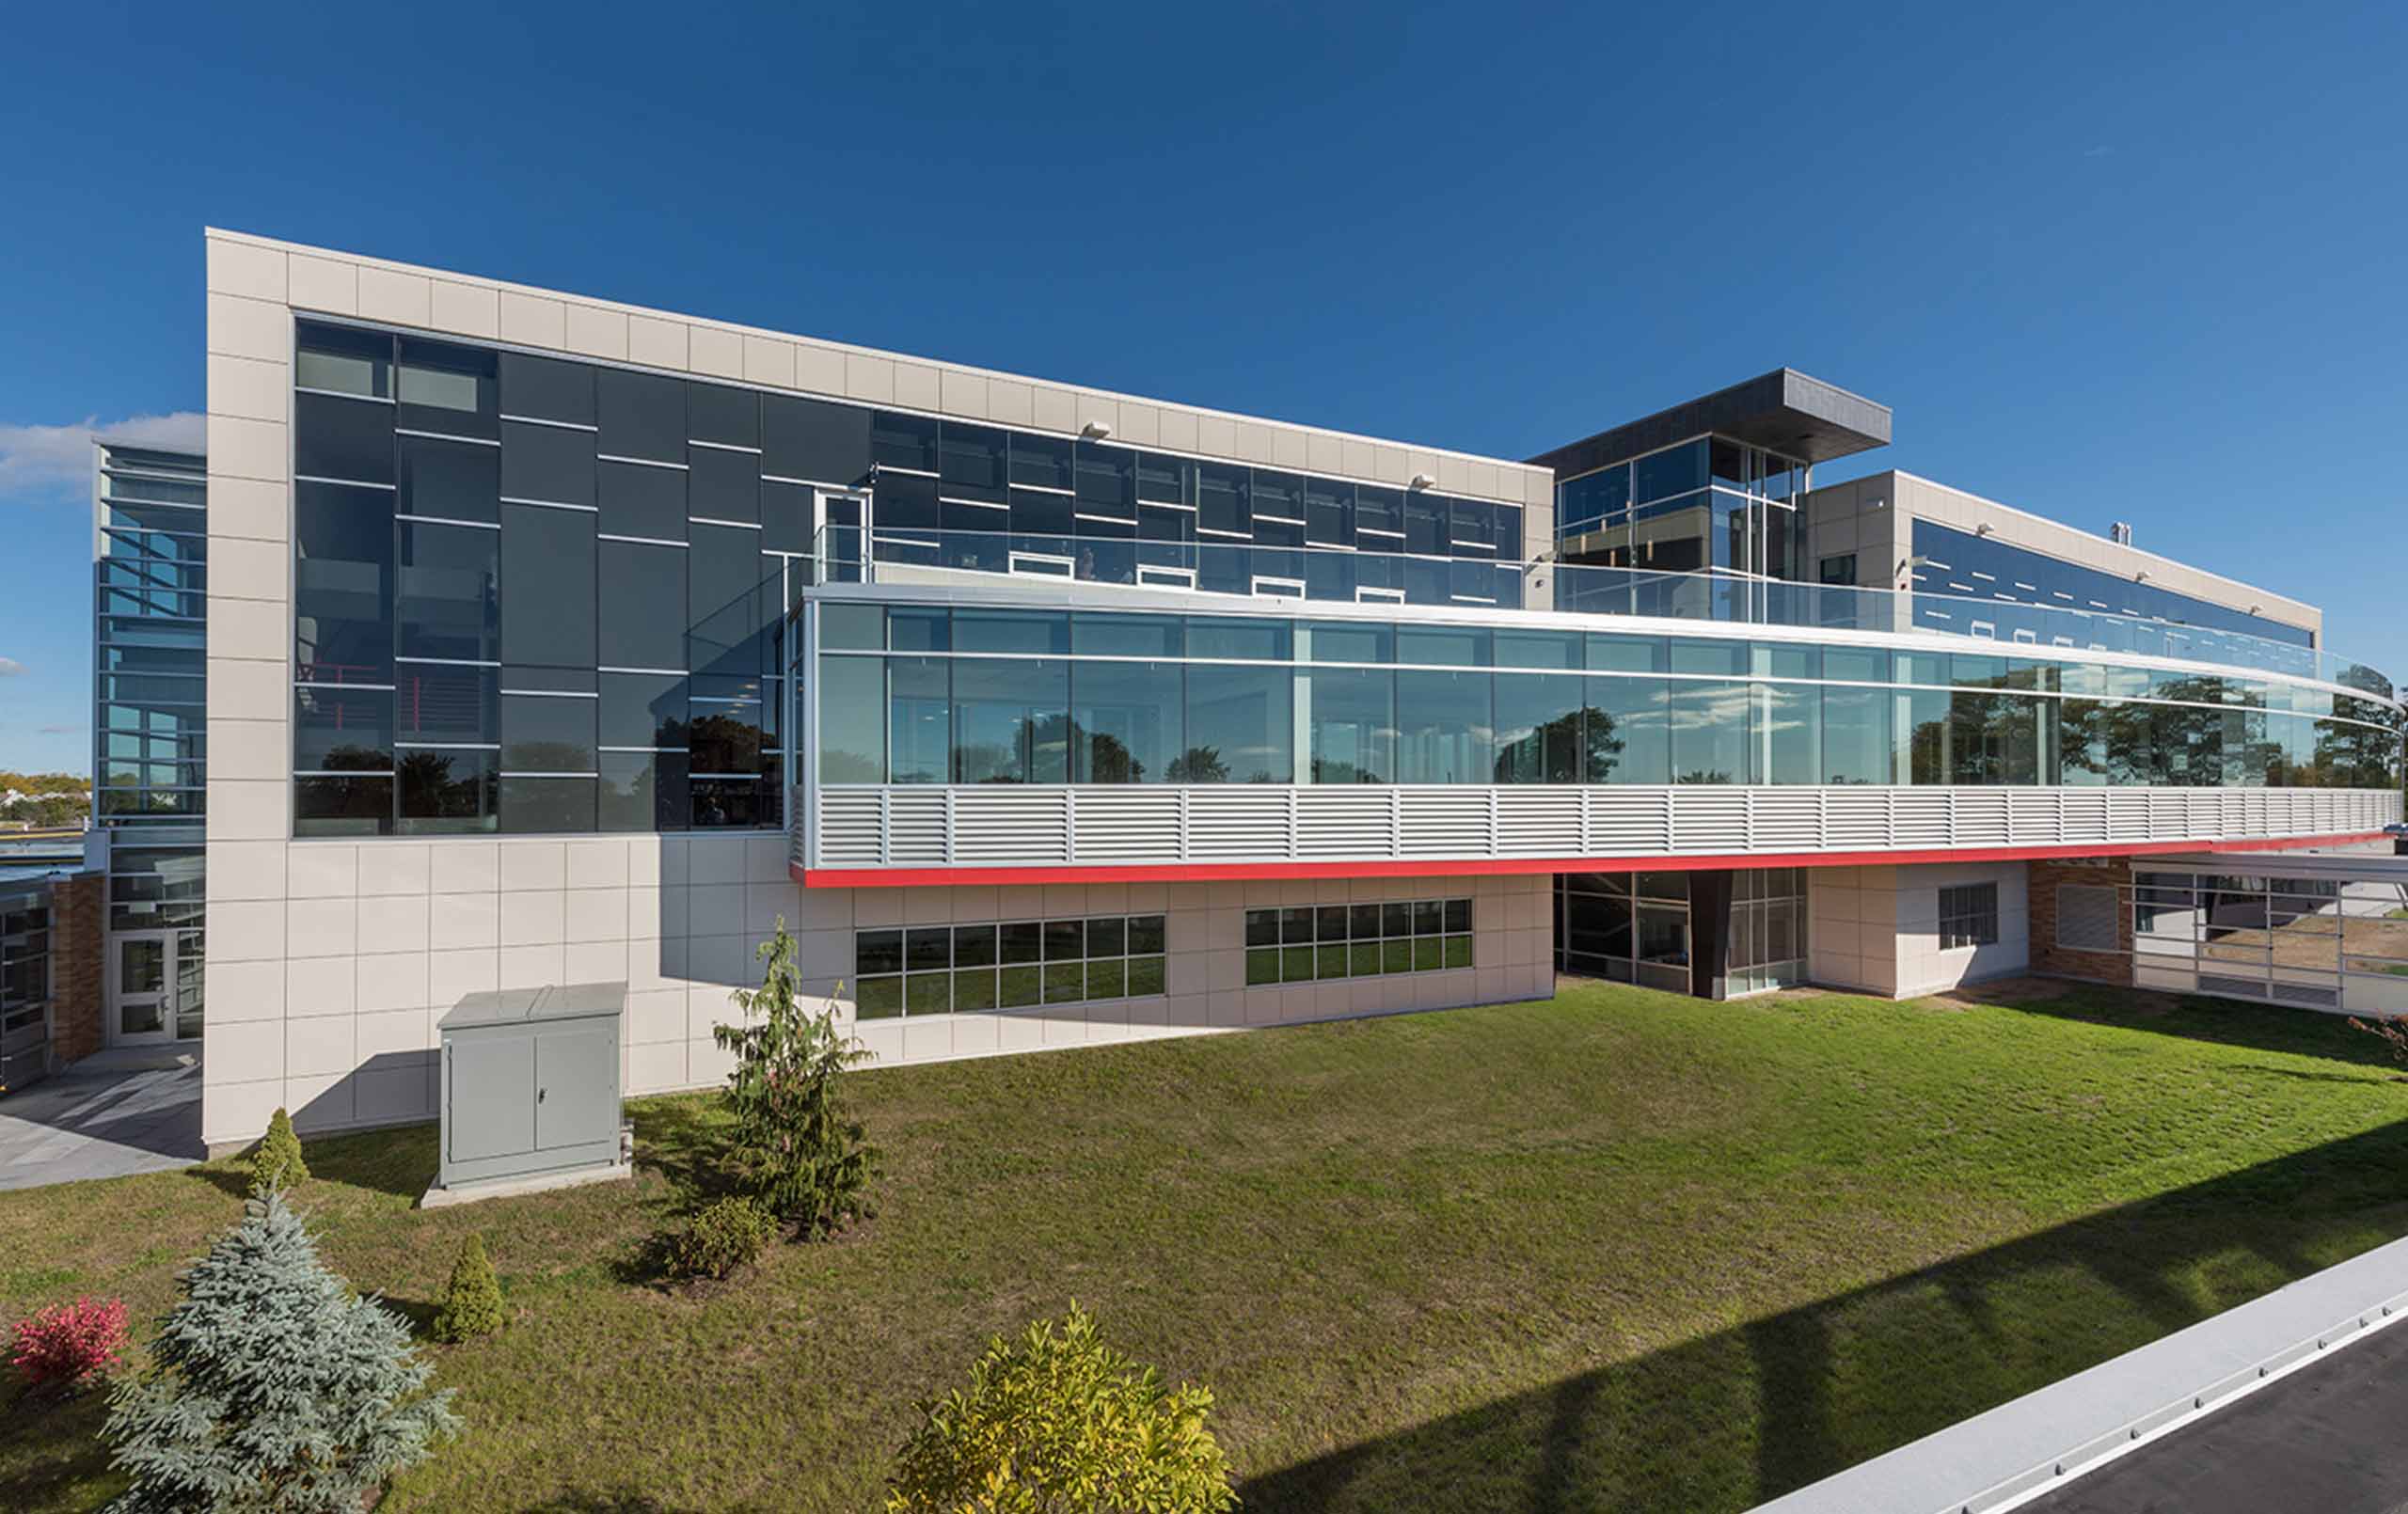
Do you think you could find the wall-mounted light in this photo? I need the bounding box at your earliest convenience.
[2248,603,2264,614]
[1080,420,1112,440]
[2133,570,2151,583]
[1409,472,1437,490]
[1974,522,1996,537]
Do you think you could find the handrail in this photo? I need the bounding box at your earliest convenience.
[801,524,2396,701]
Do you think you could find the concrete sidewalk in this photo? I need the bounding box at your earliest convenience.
[0,1060,206,1191]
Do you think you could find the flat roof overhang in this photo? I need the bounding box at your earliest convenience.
[795,831,2393,889]
[1529,368,1893,479]
[2130,848,2408,879]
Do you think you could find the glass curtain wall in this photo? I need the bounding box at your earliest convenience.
[2132,869,2408,1014]
[814,606,2402,792]
[1910,521,2315,649]
[291,322,801,836]
[94,442,209,1043]
[0,884,53,1086]
[288,322,1536,833]
[1555,868,1806,999]
[1554,435,1808,591]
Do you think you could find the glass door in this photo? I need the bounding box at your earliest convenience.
[109,931,176,1045]
[173,927,206,1040]
[815,490,871,584]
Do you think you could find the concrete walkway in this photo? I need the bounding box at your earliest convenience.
[0,1061,206,1191]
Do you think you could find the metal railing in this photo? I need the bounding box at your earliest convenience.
[804,525,2395,698]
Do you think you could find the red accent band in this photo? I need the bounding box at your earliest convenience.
[795,831,2393,889]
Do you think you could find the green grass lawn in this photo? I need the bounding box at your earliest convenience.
[7,977,2408,1512]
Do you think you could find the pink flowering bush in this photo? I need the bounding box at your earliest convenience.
[11,1295,131,1391]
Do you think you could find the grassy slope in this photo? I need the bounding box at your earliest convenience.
[5,979,2406,1512]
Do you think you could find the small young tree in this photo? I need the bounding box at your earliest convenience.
[102,1190,460,1513]
[432,1233,504,1343]
[714,918,878,1238]
[248,1107,309,1195]
[886,1303,1237,1514]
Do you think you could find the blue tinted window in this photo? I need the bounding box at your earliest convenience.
[1633,441,1706,506]
[294,482,395,685]
[1186,617,1289,661]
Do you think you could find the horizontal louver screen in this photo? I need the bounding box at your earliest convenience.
[798,786,2400,872]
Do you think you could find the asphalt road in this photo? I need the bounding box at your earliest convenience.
[2020,1320,2408,1514]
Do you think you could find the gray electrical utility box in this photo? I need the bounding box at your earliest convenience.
[435,981,628,1199]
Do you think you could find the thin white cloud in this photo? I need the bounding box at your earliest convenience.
[0,657,24,676]
[0,412,206,502]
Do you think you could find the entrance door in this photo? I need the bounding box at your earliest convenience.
[109,931,178,1045]
[814,490,872,584]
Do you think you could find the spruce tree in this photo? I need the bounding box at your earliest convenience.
[432,1233,504,1343]
[103,1190,460,1512]
[714,918,879,1237]
[248,1107,309,1195]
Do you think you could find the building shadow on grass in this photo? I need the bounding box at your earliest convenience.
[0,1384,113,1507]
[1237,1116,2408,1514]
[1971,978,2399,1066]
[183,1112,442,1205]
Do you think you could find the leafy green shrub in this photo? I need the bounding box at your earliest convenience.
[715,919,879,1237]
[663,1196,775,1282]
[247,1107,309,1195]
[432,1233,504,1343]
[886,1303,1236,1514]
[102,1190,459,1513]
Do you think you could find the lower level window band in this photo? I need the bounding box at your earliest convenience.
[854,912,1167,1017]
[1244,897,1473,984]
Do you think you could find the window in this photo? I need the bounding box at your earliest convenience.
[294,482,396,685]
[951,657,1068,784]
[296,323,391,399]
[2057,885,2120,953]
[1183,665,1291,783]
[855,912,1167,1017]
[499,503,595,670]
[1395,670,1491,783]
[397,521,499,663]
[399,434,499,523]
[1302,667,1394,784]
[1818,553,1858,587]
[1493,673,1583,783]
[1243,898,1472,985]
[597,369,687,465]
[598,459,685,539]
[399,749,499,834]
[1070,660,1182,783]
[1940,883,2001,950]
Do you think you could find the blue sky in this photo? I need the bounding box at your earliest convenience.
[4,1,2403,775]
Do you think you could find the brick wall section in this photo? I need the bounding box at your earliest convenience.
[2028,858,2132,984]
[49,871,105,1066]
